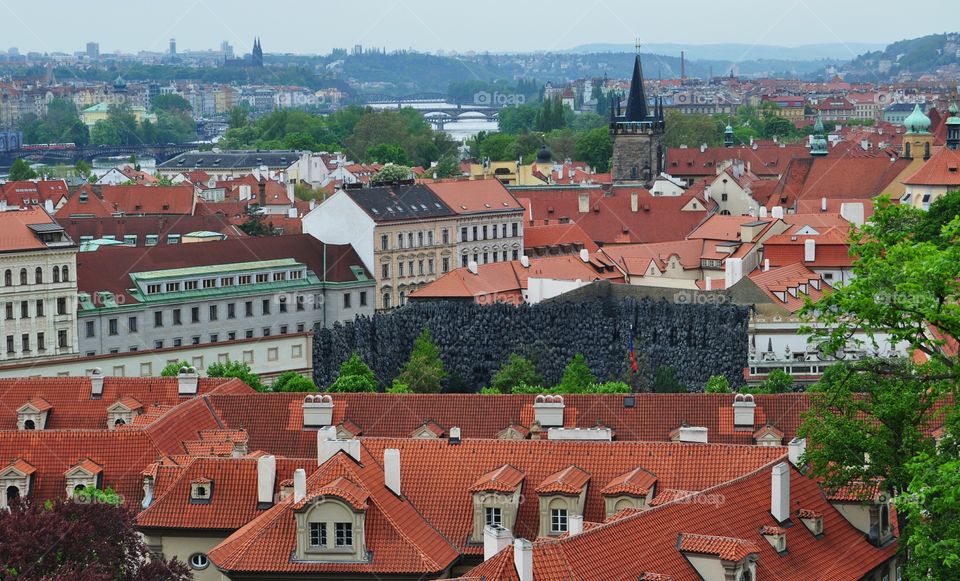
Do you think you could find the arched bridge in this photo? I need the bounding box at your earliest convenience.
[0,143,197,169]
[421,108,499,130]
[360,92,449,105]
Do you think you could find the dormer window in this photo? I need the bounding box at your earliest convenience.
[469,465,524,542]
[0,459,34,509]
[294,486,368,562]
[536,465,590,537]
[190,478,213,503]
[16,398,51,430]
[65,460,102,498]
[798,509,824,537]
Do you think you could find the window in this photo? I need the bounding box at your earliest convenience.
[245,329,254,339]
[343,293,351,309]
[238,275,251,285]
[191,336,200,345]
[19,268,27,285]
[35,267,42,284]
[381,263,389,279]
[309,522,327,547]
[550,508,568,533]
[256,273,269,283]
[36,332,44,352]
[62,265,69,281]
[202,278,216,289]
[483,253,488,264]
[359,292,367,307]
[191,307,200,323]
[154,340,164,349]
[417,232,423,247]
[165,282,180,293]
[145,235,159,246]
[418,260,424,275]
[262,327,271,337]
[461,227,468,242]
[380,234,389,250]
[408,261,413,275]
[296,296,305,312]
[485,507,502,527]
[189,553,209,570]
[154,311,163,327]
[297,323,306,333]
[173,309,182,325]
[245,301,254,317]
[427,231,434,246]
[35,300,43,317]
[228,331,236,341]
[512,250,519,260]
[21,334,29,353]
[273,272,286,282]
[461,254,468,268]
[512,223,518,237]
[220,276,234,287]
[262,299,271,315]
[3,270,10,286]
[184,280,198,291]
[398,262,404,277]
[442,257,450,273]
[502,223,507,238]
[4,304,11,320]
[146,284,161,294]
[58,330,67,349]
[472,226,478,241]
[335,522,353,547]
[383,293,391,309]
[279,298,288,313]
[442,229,449,244]
[397,233,404,248]
[210,334,218,343]
[108,318,119,336]
[280,325,288,335]
[227,303,236,319]
[209,305,218,321]
[5,335,13,354]
[407,233,413,248]
[20,301,28,318]
[85,320,95,338]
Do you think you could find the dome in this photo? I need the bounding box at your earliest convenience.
[724,123,733,133]
[904,103,931,134]
[536,146,552,164]
[947,102,960,125]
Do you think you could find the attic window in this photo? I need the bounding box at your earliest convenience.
[774,291,786,302]
[190,479,213,503]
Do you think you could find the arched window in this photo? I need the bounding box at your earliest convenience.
[5,485,19,505]
[19,268,27,285]
[189,553,209,570]
[114,418,125,427]
[880,504,890,534]
[24,419,35,430]
[924,142,931,159]
[74,483,86,493]
[3,270,10,286]
[35,267,42,284]
[62,265,69,282]
[905,142,911,158]
[52,266,60,283]
[382,293,391,309]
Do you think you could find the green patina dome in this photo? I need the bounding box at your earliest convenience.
[904,103,931,134]
[725,123,733,133]
[946,102,960,125]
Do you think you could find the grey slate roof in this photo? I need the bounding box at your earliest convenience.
[345,185,454,222]
[159,151,301,170]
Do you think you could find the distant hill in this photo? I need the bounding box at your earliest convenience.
[841,33,960,80]
[566,42,885,61]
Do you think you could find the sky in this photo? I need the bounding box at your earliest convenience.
[1,0,952,56]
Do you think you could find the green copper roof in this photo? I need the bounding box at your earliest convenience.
[904,103,931,134]
[725,124,733,132]
[132,258,301,281]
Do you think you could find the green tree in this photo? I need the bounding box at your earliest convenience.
[663,109,720,148]
[228,104,250,130]
[652,366,686,393]
[271,371,317,392]
[206,360,264,391]
[74,159,92,179]
[159,360,192,377]
[364,143,410,165]
[572,111,607,132]
[754,369,794,393]
[371,164,412,184]
[575,127,612,172]
[395,328,446,393]
[762,115,796,139]
[7,158,37,181]
[239,205,276,236]
[432,154,461,178]
[498,103,540,134]
[477,132,518,161]
[546,129,577,161]
[705,375,732,393]
[555,354,597,392]
[150,93,192,115]
[914,189,960,246]
[490,353,544,393]
[328,353,378,392]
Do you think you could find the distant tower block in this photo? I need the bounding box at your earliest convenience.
[169,38,177,56]
[609,41,665,186]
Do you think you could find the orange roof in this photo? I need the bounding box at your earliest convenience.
[678,533,759,560]
[0,206,63,252]
[536,465,591,494]
[469,465,525,493]
[688,215,772,241]
[902,147,960,186]
[427,179,523,214]
[523,222,600,253]
[747,263,829,313]
[601,466,658,496]
[306,476,369,510]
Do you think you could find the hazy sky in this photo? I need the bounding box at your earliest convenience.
[1,0,951,56]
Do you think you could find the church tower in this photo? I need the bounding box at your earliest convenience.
[610,44,665,185]
[252,38,264,68]
[901,103,933,160]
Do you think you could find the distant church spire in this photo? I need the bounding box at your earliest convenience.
[626,39,649,122]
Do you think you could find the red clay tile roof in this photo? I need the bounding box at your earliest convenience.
[0,180,69,207]
[469,464,525,493]
[798,509,822,518]
[523,221,600,253]
[0,206,64,252]
[427,179,524,215]
[70,458,103,475]
[307,476,370,510]
[759,524,787,535]
[59,214,245,245]
[666,144,810,179]
[769,155,910,209]
[747,262,828,313]
[59,184,196,217]
[678,533,759,560]
[601,466,658,496]
[536,465,591,495]
[902,147,960,186]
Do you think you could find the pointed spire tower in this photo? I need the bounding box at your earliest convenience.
[610,39,665,185]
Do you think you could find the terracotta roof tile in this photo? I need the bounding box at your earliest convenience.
[470,465,526,493]
[678,533,759,561]
[601,466,658,496]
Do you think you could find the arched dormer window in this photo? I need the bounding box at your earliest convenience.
[294,493,368,563]
[35,267,42,284]
[23,420,35,430]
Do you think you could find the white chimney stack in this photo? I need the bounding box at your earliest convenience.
[520,256,530,268]
[678,426,709,443]
[771,462,790,524]
[177,366,199,396]
[579,248,590,263]
[840,202,865,226]
[578,192,589,213]
[732,393,756,427]
[514,539,533,581]
[89,368,104,398]
[764,258,770,272]
[788,437,807,467]
[724,257,743,288]
[384,448,401,496]
[759,206,768,218]
[44,199,54,214]
[484,525,514,560]
[533,394,565,427]
[705,276,712,291]
[468,261,479,275]
[317,426,361,464]
[257,455,277,507]
[568,514,584,536]
[804,239,816,262]
[771,206,784,220]
[302,394,334,429]
[820,197,827,212]
[449,426,461,444]
[293,468,307,503]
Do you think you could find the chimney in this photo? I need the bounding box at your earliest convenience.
[89,368,104,399]
[820,197,827,212]
[449,426,461,444]
[705,276,712,291]
[700,143,706,153]
[578,192,589,213]
[630,191,639,212]
[533,394,565,427]
[771,462,790,524]
[302,394,334,429]
[317,426,361,464]
[293,468,306,503]
[758,206,768,218]
[764,258,770,272]
[177,366,199,396]
[287,207,297,218]
[840,202,865,226]
[286,182,295,202]
[520,255,530,268]
[239,184,251,200]
[568,514,584,536]
[309,198,317,211]
[44,199,54,214]
[678,426,708,443]
[384,448,401,495]
[514,539,533,581]
[771,206,784,220]
[468,260,479,275]
[788,437,806,467]
[484,525,514,560]
[579,248,589,263]
[732,393,756,427]
[257,455,277,508]
[258,181,265,206]
[804,239,816,262]
[724,257,743,288]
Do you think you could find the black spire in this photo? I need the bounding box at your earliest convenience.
[625,53,649,122]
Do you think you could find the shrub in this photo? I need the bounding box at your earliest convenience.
[394,328,446,393]
[206,360,264,391]
[705,375,733,393]
[490,353,544,393]
[652,366,687,393]
[328,353,378,392]
[271,371,317,392]
[556,354,597,392]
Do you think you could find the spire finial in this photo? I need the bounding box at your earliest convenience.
[635,38,642,55]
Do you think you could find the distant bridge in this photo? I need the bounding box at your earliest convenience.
[0,144,197,170]
[420,108,499,130]
[360,92,449,105]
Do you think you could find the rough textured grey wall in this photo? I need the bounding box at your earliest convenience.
[313,296,749,392]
